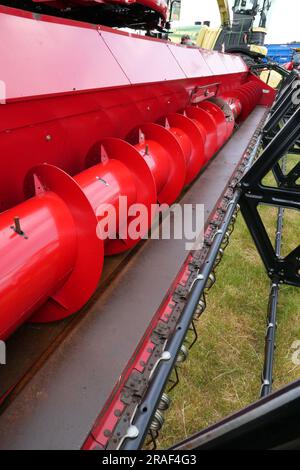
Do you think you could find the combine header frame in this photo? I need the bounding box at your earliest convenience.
[0,2,299,451]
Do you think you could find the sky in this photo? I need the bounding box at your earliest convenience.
[175,0,299,44]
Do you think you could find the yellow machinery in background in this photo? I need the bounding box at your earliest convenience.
[171,0,273,64]
[196,0,230,50]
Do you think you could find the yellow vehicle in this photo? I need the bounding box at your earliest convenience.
[170,0,273,64]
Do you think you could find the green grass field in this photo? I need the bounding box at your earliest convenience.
[157,155,300,449]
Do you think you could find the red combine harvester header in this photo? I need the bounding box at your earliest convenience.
[0,0,299,452]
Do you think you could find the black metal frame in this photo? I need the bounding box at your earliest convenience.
[260,158,286,398]
[263,78,300,141]
[241,80,300,402]
[239,104,300,287]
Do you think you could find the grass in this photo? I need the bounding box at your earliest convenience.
[157,154,300,449]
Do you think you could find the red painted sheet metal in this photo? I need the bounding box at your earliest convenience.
[0,6,249,101]
[0,84,186,210]
[168,44,213,78]
[200,48,248,76]
[93,30,248,85]
[0,11,130,99]
[221,52,248,73]
[201,49,231,75]
[100,29,185,83]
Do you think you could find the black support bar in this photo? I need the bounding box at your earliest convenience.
[240,105,300,287]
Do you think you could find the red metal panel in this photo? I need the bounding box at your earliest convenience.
[200,49,246,76]
[0,84,189,211]
[199,49,230,75]
[0,11,130,99]
[223,53,249,73]
[168,44,213,78]
[100,30,186,84]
